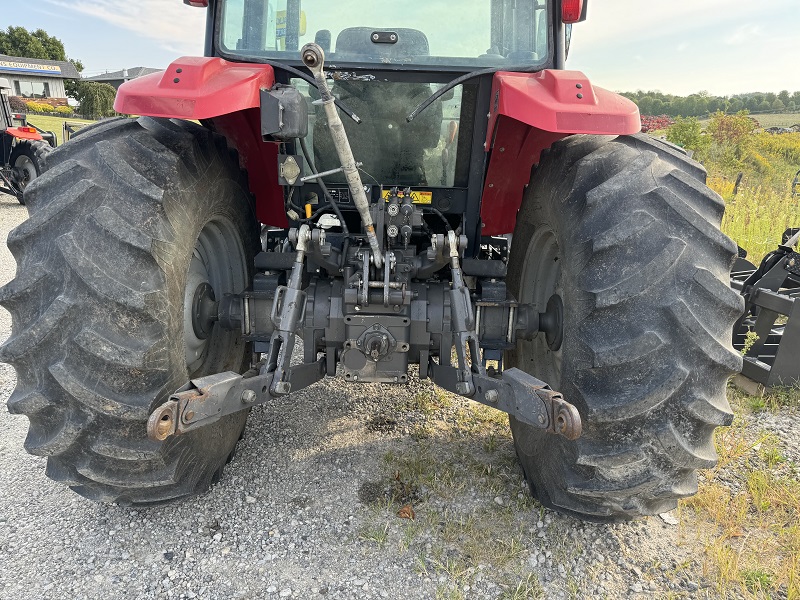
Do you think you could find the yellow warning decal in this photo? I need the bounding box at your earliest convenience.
[381,189,433,205]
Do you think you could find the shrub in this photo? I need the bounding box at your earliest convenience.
[666,116,710,159]
[8,95,26,112]
[73,81,117,119]
[54,105,73,116]
[24,101,52,113]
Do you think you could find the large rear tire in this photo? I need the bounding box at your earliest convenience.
[506,134,743,521]
[9,139,52,205]
[0,117,259,504]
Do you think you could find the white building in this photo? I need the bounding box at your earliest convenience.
[0,54,80,106]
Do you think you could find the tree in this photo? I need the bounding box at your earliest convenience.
[73,81,117,119]
[772,98,785,111]
[778,90,790,104]
[0,26,82,100]
[64,59,84,99]
[0,26,66,60]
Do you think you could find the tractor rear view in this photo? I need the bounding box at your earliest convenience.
[0,0,742,521]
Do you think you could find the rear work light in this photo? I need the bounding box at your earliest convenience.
[562,0,584,23]
[183,0,208,6]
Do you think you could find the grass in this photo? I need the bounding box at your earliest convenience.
[364,378,800,599]
[705,130,800,264]
[26,114,96,146]
[715,176,799,263]
[698,112,800,129]
[679,386,800,599]
[360,392,543,595]
[749,112,800,128]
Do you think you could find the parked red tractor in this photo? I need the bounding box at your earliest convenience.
[0,0,742,521]
[0,78,55,204]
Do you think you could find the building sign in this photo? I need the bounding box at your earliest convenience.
[0,60,62,75]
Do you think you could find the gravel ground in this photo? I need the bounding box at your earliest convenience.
[0,190,796,600]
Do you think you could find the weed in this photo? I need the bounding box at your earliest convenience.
[740,330,759,356]
[755,433,786,468]
[359,522,390,547]
[435,585,465,600]
[741,568,774,594]
[499,573,543,599]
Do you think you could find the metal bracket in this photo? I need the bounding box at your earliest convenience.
[428,360,582,440]
[147,359,326,441]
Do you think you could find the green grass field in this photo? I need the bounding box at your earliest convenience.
[26,115,96,146]
[751,112,800,128]
[699,112,800,129]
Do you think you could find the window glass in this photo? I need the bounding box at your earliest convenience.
[297,79,464,187]
[13,80,51,99]
[221,0,549,69]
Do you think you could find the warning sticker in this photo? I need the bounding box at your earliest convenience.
[381,189,433,205]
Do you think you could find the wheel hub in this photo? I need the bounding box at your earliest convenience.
[191,282,218,340]
[12,156,35,189]
[183,217,248,373]
[539,294,564,351]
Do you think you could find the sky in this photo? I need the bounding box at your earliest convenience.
[7,0,800,96]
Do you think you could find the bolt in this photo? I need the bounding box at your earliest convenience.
[372,33,379,41]
[538,414,546,425]
[185,411,195,421]
[242,390,257,404]
[576,83,583,89]
[485,389,499,403]
[577,93,584,99]
[499,147,505,152]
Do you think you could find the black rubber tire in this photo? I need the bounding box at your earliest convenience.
[0,117,259,504]
[9,139,52,205]
[506,134,744,521]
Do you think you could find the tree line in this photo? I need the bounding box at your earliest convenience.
[0,26,117,119]
[620,89,800,118]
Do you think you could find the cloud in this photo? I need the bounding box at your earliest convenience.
[725,24,763,46]
[44,0,205,55]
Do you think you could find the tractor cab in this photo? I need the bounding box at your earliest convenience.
[217,0,553,178]
[207,0,576,250]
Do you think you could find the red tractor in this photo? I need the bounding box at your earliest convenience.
[0,0,742,521]
[0,78,55,204]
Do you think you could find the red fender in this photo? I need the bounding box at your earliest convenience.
[4,127,44,142]
[480,70,641,236]
[115,57,285,226]
[114,56,275,119]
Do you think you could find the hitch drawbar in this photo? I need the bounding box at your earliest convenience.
[147,363,581,442]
